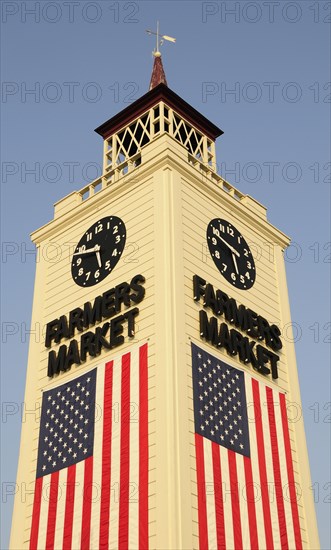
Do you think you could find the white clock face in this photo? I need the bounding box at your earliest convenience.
[71,216,126,287]
[207,218,256,290]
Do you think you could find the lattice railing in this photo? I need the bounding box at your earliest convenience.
[103,102,217,176]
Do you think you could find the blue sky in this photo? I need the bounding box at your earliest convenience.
[1,1,330,548]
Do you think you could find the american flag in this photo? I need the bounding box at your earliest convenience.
[192,343,302,550]
[30,343,148,550]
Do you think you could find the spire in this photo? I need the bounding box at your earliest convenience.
[146,22,175,90]
[149,52,168,90]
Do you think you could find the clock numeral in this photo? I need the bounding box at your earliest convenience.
[243,248,249,257]
[112,248,118,257]
[80,244,86,252]
[78,268,84,276]
[76,258,82,266]
[85,272,91,281]
[222,263,227,272]
[113,225,119,234]
[240,275,245,284]
[231,272,236,281]
[238,236,242,244]
[227,226,234,237]
[86,232,93,241]
[105,260,111,270]
[245,271,250,280]
[115,235,121,244]
[215,250,220,259]
[95,223,103,234]
[212,227,221,238]
[94,270,100,279]
[212,237,217,245]
[247,260,252,269]
[219,223,225,233]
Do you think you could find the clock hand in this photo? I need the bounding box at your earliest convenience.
[218,235,240,257]
[96,250,102,268]
[73,245,100,256]
[232,253,239,275]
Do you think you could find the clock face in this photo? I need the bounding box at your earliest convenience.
[207,218,256,290]
[71,216,126,287]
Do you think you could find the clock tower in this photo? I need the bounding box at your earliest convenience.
[11,51,319,549]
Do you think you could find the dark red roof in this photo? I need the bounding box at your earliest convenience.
[149,55,168,90]
[94,83,223,141]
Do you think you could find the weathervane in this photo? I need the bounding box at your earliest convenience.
[146,21,176,57]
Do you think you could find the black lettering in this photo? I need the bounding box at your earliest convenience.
[199,310,218,345]
[218,323,234,355]
[94,323,111,355]
[230,329,247,362]
[54,315,69,344]
[115,283,131,312]
[80,332,96,362]
[204,284,218,314]
[246,309,259,339]
[110,315,125,347]
[68,308,84,338]
[102,289,116,318]
[256,345,272,376]
[64,339,81,371]
[83,297,102,328]
[270,324,282,351]
[45,319,59,348]
[47,345,67,377]
[124,307,139,337]
[193,275,206,302]
[130,274,146,304]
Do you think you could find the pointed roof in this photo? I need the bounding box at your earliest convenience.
[149,52,168,90]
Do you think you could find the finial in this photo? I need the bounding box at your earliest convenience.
[146,21,176,58]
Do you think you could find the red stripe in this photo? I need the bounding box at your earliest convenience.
[244,456,259,550]
[266,387,289,549]
[80,456,93,550]
[118,352,131,550]
[252,378,274,549]
[29,476,43,550]
[62,465,76,550]
[228,450,243,550]
[212,442,226,550]
[139,344,149,550]
[195,434,209,550]
[99,361,114,549]
[45,470,59,550]
[279,393,303,550]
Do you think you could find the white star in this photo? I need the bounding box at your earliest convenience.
[42,465,46,471]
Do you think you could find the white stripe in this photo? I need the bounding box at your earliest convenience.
[71,460,85,548]
[36,473,51,549]
[245,376,267,550]
[261,385,281,549]
[128,349,140,550]
[274,390,296,549]
[219,445,234,549]
[109,354,122,549]
[90,362,106,546]
[203,437,217,548]
[53,468,67,549]
[236,453,248,549]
